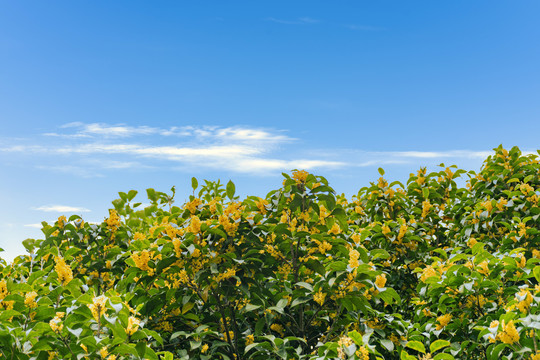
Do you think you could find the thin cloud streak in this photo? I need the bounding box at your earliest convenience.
[32,205,91,213]
[266,17,319,25]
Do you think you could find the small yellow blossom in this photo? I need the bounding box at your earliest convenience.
[498,320,520,344]
[24,291,38,309]
[375,273,387,288]
[126,316,141,336]
[55,256,73,286]
[88,295,108,321]
[246,334,255,345]
[292,170,309,184]
[314,289,326,306]
[436,314,452,330]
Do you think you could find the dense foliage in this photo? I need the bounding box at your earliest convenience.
[1,145,540,359]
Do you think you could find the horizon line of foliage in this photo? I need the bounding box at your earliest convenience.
[2,145,540,359]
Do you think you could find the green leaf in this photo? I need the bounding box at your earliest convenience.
[533,266,540,283]
[400,350,416,360]
[378,167,385,176]
[380,339,394,352]
[422,187,429,199]
[226,180,236,200]
[192,177,198,190]
[406,340,426,354]
[348,330,363,346]
[433,354,455,360]
[127,190,138,201]
[430,340,451,353]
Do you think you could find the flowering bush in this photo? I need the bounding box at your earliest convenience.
[1,146,540,359]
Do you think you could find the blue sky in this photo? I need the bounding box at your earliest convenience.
[1,1,539,261]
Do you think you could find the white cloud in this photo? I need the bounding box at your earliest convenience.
[266,17,319,25]
[32,205,91,213]
[388,150,493,159]
[24,223,43,228]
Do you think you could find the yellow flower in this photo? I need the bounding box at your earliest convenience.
[375,273,387,288]
[318,241,332,254]
[126,316,141,336]
[24,291,38,309]
[382,225,391,236]
[420,266,438,282]
[105,209,121,232]
[314,289,326,306]
[49,312,65,333]
[107,356,117,360]
[498,320,520,344]
[99,347,109,358]
[88,295,108,321]
[48,351,58,360]
[356,346,369,360]
[187,215,201,234]
[55,256,73,286]
[0,280,8,300]
[436,314,452,330]
[245,334,255,346]
[477,261,490,276]
[57,215,67,229]
[292,170,309,184]
[517,254,527,268]
[349,249,360,269]
[201,344,209,353]
[255,198,268,214]
[132,250,152,273]
[516,289,533,312]
[270,323,284,336]
[329,222,341,235]
[421,200,431,218]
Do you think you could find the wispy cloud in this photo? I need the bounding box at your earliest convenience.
[32,205,91,213]
[266,17,319,25]
[1,122,526,177]
[24,223,44,229]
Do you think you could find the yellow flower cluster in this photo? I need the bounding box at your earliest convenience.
[245,334,255,345]
[329,222,341,235]
[498,320,520,344]
[314,289,326,306]
[349,249,360,269]
[421,200,431,218]
[318,241,332,254]
[24,291,38,309]
[515,288,533,312]
[185,198,202,214]
[214,268,236,283]
[126,316,140,336]
[0,280,8,300]
[105,209,121,232]
[375,274,387,288]
[187,215,201,234]
[88,295,108,321]
[292,169,309,184]
[435,314,452,330]
[57,215,67,229]
[55,256,73,286]
[49,312,65,333]
[255,197,268,214]
[356,346,369,360]
[219,214,239,237]
[270,323,284,336]
[132,250,154,275]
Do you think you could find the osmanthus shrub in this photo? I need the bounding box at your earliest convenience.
[1,146,540,360]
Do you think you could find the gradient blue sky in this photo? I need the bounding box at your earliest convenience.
[1,1,539,261]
